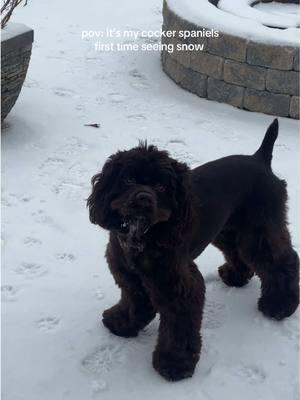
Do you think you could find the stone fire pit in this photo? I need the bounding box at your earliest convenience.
[162,0,299,118]
[1,22,34,122]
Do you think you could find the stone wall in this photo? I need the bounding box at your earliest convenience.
[1,24,33,122]
[162,1,300,119]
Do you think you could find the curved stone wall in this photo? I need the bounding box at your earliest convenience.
[1,23,34,122]
[161,0,299,119]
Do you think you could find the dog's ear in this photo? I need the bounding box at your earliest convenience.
[87,153,122,230]
[156,159,191,248]
[172,160,191,237]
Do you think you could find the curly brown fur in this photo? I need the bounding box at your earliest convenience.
[87,120,299,381]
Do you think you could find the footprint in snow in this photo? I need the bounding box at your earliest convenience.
[36,317,60,332]
[52,88,77,98]
[1,193,30,207]
[75,103,85,111]
[20,196,31,203]
[40,156,65,167]
[127,114,147,121]
[81,343,124,375]
[11,193,32,203]
[31,209,48,222]
[1,196,12,207]
[39,157,66,176]
[24,237,42,247]
[108,92,127,103]
[1,285,18,302]
[51,181,84,200]
[129,69,149,89]
[234,364,266,383]
[31,210,63,231]
[167,139,187,146]
[15,262,47,279]
[56,253,76,262]
[203,300,226,330]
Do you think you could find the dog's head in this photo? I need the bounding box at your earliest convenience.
[87,143,191,250]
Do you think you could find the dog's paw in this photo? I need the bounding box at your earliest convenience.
[258,293,299,320]
[102,306,139,338]
[218,263,253,288]
[152,350,197,381]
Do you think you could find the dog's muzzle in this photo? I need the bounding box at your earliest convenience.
[113,188,157,219]
[112,188,156,250]
[112,188,170,251]
[128,215,150,240]
[118,215,150,252]
[124,190,155,247]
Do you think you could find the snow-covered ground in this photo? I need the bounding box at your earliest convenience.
[1,1,300,399]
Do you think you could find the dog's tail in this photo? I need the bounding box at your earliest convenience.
[254,118,278,168]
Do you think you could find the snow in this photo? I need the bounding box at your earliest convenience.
[254,1,300,16]
[168,0,300,46]
[218,0,299,29]
[1,0,300,399]
[1,22,32,42]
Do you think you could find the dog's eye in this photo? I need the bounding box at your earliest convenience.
[155,184,165,192]
[125,178,136,185]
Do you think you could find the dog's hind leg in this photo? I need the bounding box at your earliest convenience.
[213,229,254,287]
[239,224,299,320]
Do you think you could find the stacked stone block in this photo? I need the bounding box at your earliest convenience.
[162,1,300,119]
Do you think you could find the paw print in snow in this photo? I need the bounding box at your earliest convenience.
[81,343,124,375]
[1,285,18,302]
[15,262,48,279]
[36,317,60,331]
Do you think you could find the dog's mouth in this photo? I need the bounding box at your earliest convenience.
[119,216,150,252]
[120,215,150,239]
[112,188,171,251]
[119,208,171,251]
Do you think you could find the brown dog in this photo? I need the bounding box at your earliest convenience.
[87,119,299,381]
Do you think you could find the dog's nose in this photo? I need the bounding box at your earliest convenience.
[135,191,153,206]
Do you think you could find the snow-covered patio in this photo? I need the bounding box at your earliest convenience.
[2,0,299,399]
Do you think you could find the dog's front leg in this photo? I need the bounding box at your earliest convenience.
[102,239,156,337]
[149,261,205,381]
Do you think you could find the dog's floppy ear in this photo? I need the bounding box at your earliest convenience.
[87,153,122,230]
[172,159,191,237]
[156,159,191,248]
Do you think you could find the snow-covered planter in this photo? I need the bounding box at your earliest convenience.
[1,22,33,121]
[162,0,300,118]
